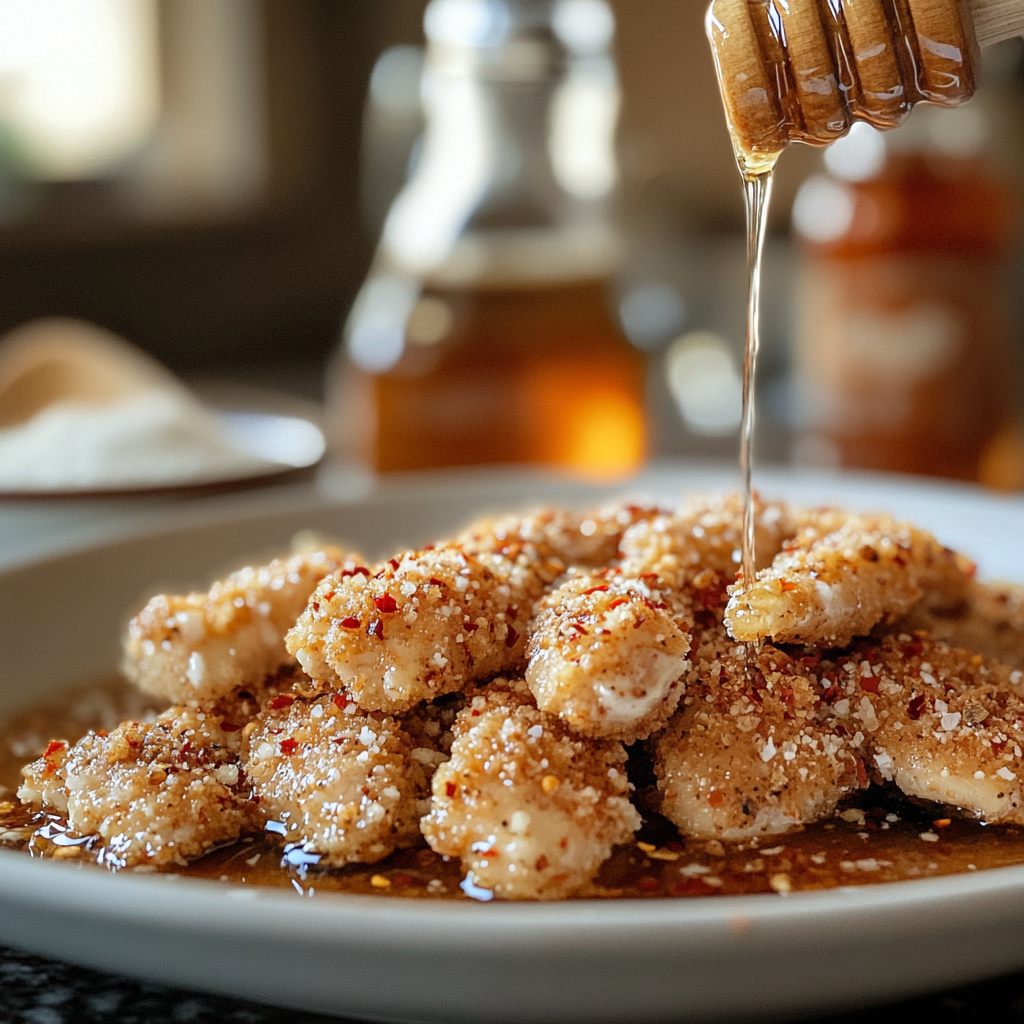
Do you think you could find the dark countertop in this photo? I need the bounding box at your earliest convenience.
[3,943,1024,1023]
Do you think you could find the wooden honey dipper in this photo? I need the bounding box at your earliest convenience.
[708,0,1024,175]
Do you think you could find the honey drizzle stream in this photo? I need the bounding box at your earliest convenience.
[739,168,774,596]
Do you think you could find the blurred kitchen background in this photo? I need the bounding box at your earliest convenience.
[1,0,1023,487]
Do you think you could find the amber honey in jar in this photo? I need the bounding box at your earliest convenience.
[329,0,646,478]
[791,105,1018,482]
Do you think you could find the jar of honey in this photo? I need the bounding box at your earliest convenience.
[329,0,646,478]
[791,105,1019,483]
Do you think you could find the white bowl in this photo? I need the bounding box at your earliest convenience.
[2,464,1023,1022]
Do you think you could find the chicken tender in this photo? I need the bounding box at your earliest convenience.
[287,540,561,712]
[421,680,640,899]
[900,581,1024,670]
[725,513,971,647]
[458,503,659,570]
[618,494,800,619]
[243,693,426,866]
[817,633,1024,824]
[655,628,863,839]
[526,570,691,742]
[124,544,348,705]
[17,683,276,867]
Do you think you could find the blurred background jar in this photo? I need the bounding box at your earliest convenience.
[790,51,1024,486]
[329,0,646,477]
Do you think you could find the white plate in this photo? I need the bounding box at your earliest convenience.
[2,464,1024,1023]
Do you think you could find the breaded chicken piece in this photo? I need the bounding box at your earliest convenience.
[655,628,864,839]
[243,693,426,866]
[618,494,800,617]
[421,680,640,899]
[124,544,349,705]
[287,540,562,713]
[526,570,691,742]
[900,581,1024,670]
[819,633,1024,824]
[457,503,660,571]
[725,512,972,647]
[401,694,464,782]
[17,682,281,867]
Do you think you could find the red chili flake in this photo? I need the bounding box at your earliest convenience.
[367,619,384,640]
[607,597,630,610]
[341,617,361,629]
[268,694,295,711]
[505,626,520,648]
[388,558,401,571]
[584,585,610,595]
[127,737,142,749]
[43,740,66,759]
[332,693,352,710]
[97,730,108,739]
[462,621,479,632]
[833,723,850,737]
[374,593,398,614]
[535,854,550,872]
[312,602,320,613]
[220,720,242,733]
[470,709,481,717]
[637,877,661,893]
[339,567,371,579]
[821,685,840,702]
[428,577,447,588]
[893,555,906,567]
[707,791,724,808]
[860,676,880,695]
[901,641,924,658]
[445,782,457,797]
[280,738,299,756]
[855,758,869,788]
[323,590,336,601]
[907,695,927,720]
[779,579,798,593]
[180,740,193,753]
[570,622,589,636]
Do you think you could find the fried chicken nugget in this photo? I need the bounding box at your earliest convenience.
[825,634,1024,824]
[725,512,971,647]
[124,544,349,705]
[286,544,554,712]
[526,570,691,742]
[243,693,426,865]
[655,627,863,839]
[618,494,800,615]
[421,680,640,899]
[18,682,279,867]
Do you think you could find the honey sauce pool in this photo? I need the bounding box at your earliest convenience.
[3,678,1024,901]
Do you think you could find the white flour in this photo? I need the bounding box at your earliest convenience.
[0,391,274,490]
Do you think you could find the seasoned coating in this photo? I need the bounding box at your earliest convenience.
[17,685,276,867]
[287,543,562,713]
[526,570,691,742]
[725,513,972,647]
[243,693,426,866]
[900,581,1024,670]
[618,494,800,617]
[457,503,660,570]
[655,628,864,839]
[402,695,464,782]
[421,680,640,899]
[822,634,1024,824]
[124,544,349,705]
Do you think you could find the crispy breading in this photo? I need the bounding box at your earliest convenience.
[526,570,691,742]
[725,512,972,647]
[824,634,1024,824]
[243,693,426,866]
[618,494,800,617]
[655,627,864,839]
[124,544,349,705]
[286,545,550,712]
[16,684,281,867]
[420,680,640,899]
